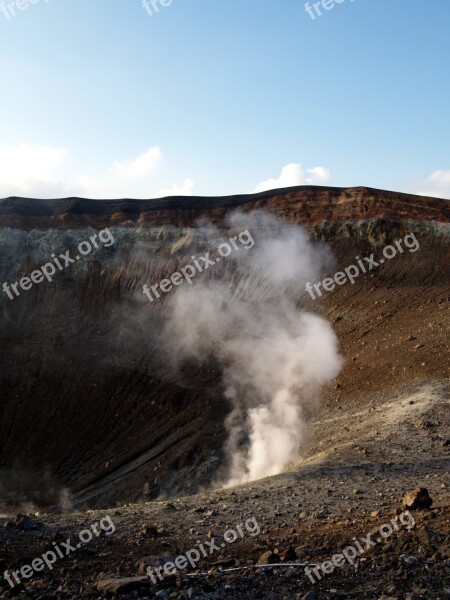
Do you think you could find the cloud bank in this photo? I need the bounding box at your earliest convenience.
[0,144,192,200]
[0,147,334,200]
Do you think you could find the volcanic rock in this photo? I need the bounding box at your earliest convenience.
[257,550,281,565]
[401,488,433,510]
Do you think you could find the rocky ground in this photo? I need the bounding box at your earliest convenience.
[1,381,448,599]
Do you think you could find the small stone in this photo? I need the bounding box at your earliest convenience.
[140,524,158,538]
[14,514,39,531]
[401,488,433,510]
[301,591,317,600]
[402,555,420,566]
[96,577,148,594]
[257,550,281,565]
[280,547,297,562]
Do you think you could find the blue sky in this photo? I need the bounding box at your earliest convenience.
[0,0,449,199]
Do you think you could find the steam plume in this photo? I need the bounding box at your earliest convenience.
[161,212,342,486]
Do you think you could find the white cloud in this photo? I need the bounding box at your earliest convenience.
[72,175,109,198]
[0,144,68,196]
[416,169,450,199]
[155,177,195,198]
[75,146,162,197]
[111,146,162,181]
[254,163,331,194]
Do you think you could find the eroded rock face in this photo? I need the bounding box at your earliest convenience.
[0,186,448,509]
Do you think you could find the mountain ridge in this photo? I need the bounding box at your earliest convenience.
[0,186,448,231]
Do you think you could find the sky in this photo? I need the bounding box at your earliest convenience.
[0,0,449,200]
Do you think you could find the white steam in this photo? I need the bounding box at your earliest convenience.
[161,212,342,486]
